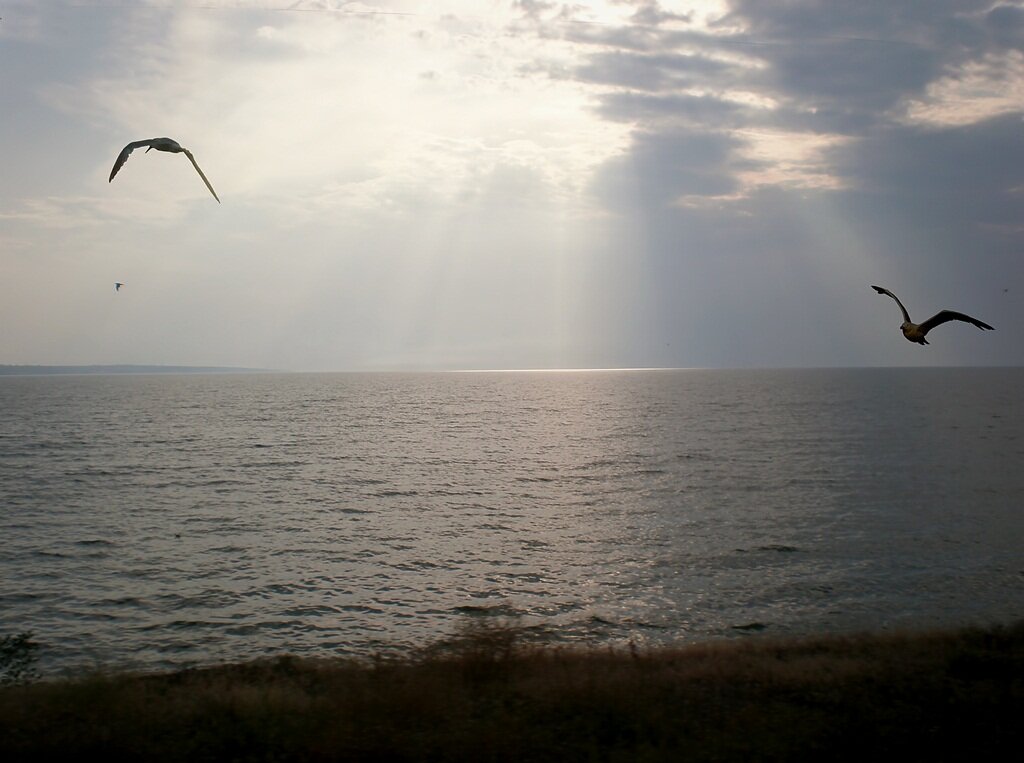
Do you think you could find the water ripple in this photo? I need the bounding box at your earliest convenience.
[0,369,1022,675]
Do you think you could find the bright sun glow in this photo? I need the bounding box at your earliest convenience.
[46,2,632,225]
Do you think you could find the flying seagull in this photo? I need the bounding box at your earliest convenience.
[114,282,124,292]
[870,285,994,345]
[109,137,220,202]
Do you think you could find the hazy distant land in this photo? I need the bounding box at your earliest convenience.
[0,365,276,376]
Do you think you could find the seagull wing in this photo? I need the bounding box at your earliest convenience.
[109,139,157,182]
[871,285,911,323]
[918,310,994,335]
[182,149,220,203]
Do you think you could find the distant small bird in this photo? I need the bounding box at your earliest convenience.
[871,285,994,345]
[109,137,220,202]
[114,282,124,291]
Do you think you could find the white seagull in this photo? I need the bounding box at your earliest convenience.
[109,137,220,202]
[871,285,994,345]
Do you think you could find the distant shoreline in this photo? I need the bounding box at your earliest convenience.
[0,365,278,376]
[4,365,1019,376]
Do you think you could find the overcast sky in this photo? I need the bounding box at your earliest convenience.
[1,0,1021,370]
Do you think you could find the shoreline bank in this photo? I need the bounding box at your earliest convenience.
[2,620,1022,761]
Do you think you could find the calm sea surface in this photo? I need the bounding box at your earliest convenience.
[1,368,1022,676]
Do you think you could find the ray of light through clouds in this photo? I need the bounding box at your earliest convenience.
[0,0,1021,370]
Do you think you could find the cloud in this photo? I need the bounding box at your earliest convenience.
[573,49,735,91]
[3,2,647,369]
[826,112,1024,247]
[526,1,1023,203]
[593,127,745,208]
[514,1,1023,367]
[2,1,1020,369]
[902,49,1024,126]
[35,3,631,222]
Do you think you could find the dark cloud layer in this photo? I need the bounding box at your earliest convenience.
[517,0,1023,366]
[574,50,731,91]
[594,127,747,206]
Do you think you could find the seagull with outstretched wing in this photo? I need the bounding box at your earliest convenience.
[871,285,993,345]
[109,137,220,202]
[114,282,124,292]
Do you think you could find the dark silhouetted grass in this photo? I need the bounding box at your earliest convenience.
[1,620,1022,761]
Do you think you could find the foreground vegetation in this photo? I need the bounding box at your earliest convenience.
[2,620,1022,762]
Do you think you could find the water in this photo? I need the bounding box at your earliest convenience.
[1,368,1022,676]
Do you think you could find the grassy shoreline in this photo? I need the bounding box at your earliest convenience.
[2,620,1022,761]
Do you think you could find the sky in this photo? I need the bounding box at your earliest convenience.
[1,0,1021,371]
